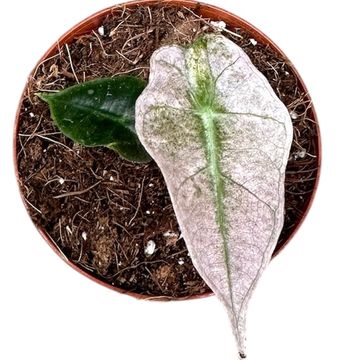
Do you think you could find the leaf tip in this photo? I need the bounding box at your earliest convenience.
[35,92,52,103]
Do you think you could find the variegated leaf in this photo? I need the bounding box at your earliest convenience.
[135,34,293,358]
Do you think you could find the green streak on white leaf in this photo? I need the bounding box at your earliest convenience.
[187,37,237,329]
[200,108,237,316]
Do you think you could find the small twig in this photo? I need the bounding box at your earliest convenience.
[74,196,91,204]
[20,116,43,148]
[23,131,62,137]
[117,241,130,263]
[128,176,145,225]
[286,188,315,196]
[36,134,75,153]
[145,266,164,292]
[109,15,131,36]
[54,180,102,199]
[115,50,137,65]
[184,7,243,39]
[121,30,154,52]
[285,177,317,184]
[33,53,61,78]
[286,167,318,174]
[147,6,153,25]
[34,89,60,93]
[65,43,79,83]
[111,66,149,76]
[44,176,68,187]
[143,295,176,301]
[45,230,68,261]
[109,259,167,278]
[116,23,145,29]
[167,249,188,259]
[17,133,26,158]
[113,221,133,237]
[58,218,65,245]
[106,188,134,210]
[92,30,110,57]
[75,239,84,263]
[79,263,95,272]
[24,198,42,214]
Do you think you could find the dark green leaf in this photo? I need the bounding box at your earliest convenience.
[37,76,151,163]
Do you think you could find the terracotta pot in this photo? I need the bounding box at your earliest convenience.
[13,0,321,301]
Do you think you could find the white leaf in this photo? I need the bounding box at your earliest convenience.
[136,34,293,358]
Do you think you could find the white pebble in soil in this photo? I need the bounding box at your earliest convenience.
[81,231,87,241]
[178,258,185,265]
[249,38,257,46]
[290,110,298,120]
[163,230,178,239]
[58,177,65,185]
[210,20,226,30]
[292,148,307,160]
[98,26,105,36]
[297,149,307,158]
[144,240,156,257]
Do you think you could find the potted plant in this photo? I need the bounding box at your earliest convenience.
[14,0,321,357]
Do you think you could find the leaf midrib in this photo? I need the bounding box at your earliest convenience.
[201,110,230,263]
[187,37,236,318]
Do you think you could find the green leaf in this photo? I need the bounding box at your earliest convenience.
[136,34,293,357]
[37,76,151,163]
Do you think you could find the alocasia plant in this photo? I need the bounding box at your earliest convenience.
[38,33,293,358]
[135,34,293,358]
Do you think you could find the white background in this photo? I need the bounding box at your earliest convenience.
[0,0,359,359]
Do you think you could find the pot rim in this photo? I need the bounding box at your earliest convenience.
[13,0,321,301]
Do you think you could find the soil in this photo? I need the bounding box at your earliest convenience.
[16,5,319,299]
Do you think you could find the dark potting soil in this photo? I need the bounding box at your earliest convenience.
[16,5,319,299]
